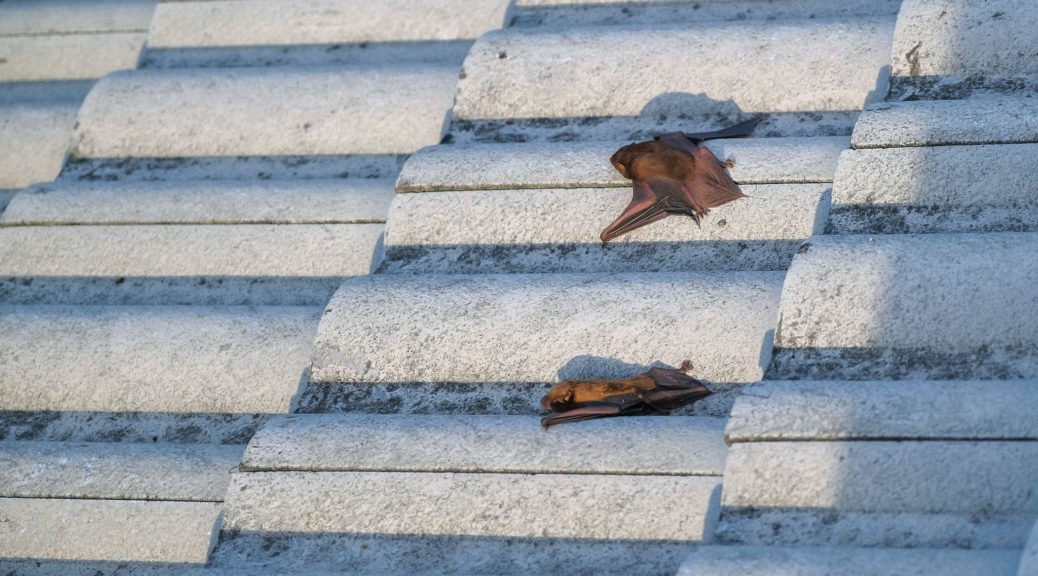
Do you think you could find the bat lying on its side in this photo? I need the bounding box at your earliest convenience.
[601,118,760,243]
[540,360,711,428]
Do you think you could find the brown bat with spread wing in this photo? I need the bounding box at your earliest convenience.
[601,118,759,243]
[540,361,711,427]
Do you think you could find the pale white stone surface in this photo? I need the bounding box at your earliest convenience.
[454,18,893,120]
[3,178,395,225]
[386,184,829,245]
[397,137,849,192]
[0,102,76,189]
[852,97,1038,148]
[722,441,1038,514]
[149,0,512,47]
[74,65,456,157]
[0,441,242,501]
[0,0,155,35]
[223,471,720,540]
[678,545,1021,576]
[777,233,1038,351]
[0,305,319,413]
[0,224,382,278]
[892,0,1038,78]
[727,380,1038,442]
[834,144,1038,207]
[312,272,783,385]
[243,414,726,476]
[0,498,220,561]
[0,33,146,82]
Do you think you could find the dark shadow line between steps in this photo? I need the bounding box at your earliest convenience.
[826,203,1038,235]
[0,409,275,444]
[377,239,807,275]
[765,345,1038,381]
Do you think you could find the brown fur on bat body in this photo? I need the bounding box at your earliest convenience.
[540,360,712,428]
[601,118,759,243]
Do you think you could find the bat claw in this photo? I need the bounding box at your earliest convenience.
[678,360,693,373]
[724,159,736,169]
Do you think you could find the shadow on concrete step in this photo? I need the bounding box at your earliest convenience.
[0,410,271,444]
[378,239,805,275]
[766,345,1038,381]
[209,530,697,576]
[141,41,474,70]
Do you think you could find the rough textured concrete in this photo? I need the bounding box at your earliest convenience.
[223,471,720,541]
[830,144,1038,233]
[454,18,893,121]
[0,102,77,189]
[74,65,456,158]
[852,97,1038,148]
[313,272,782,385]
[0,441,242,501]
[0,0,154,35]
[148,0,512,47]
[3,178,395,225]
[381,184,828,273]
[722,441,1038,514]
[512,0,901,27]
[0,33,146,82]
[892,0,1038,79]
[777,233,1038,363]
[243,414,726,476]
[0,224,382,278]
[0,498,220,562]
[396,137,849,192]
[727,380,1038,442]
[678,545,1021,576]
[0,305,318,413]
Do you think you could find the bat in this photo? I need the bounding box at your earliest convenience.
[540,360,712,428]
[601,118,759,243]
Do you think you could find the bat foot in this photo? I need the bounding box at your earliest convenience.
[724,159,736,169]
[678,359,694,373]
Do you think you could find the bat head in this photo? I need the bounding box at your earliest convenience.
[541,381,577,411]
[609,145,635,179]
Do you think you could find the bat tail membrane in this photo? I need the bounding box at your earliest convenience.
[681,117,761,142]
[646,367,710,391]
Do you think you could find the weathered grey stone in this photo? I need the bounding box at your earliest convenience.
[0,498,220,562]
[830,144,1038,233]
[381,184,829,274]
[148,0,512,47]
[0,102,77,189]
[223,471,720,540]
[727,380,1038,442]
[74,65,456,158]
[512,0,901,28]
[0,305,318,413]
[776,233,1038,371]
[892,0,1038,79]
[1021,519,1038,576]
[0,0,155,35]
[852,97,1038,148]
[0,33,146,82]
[3,178,395,225]
[0,224,382,278]
[396,137,849,192]
[454,18,893,121]
[678,545,1021,576]
[243,414,726,476]
[722,441,1038,514]
[312,272,782,385]
[0,441,242,501]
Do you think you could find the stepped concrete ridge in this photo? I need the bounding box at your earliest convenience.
[0,0,1036,575]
